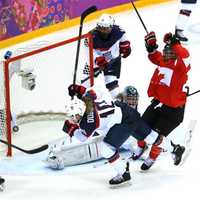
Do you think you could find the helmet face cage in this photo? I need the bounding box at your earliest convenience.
[163,44,177,62]
[65,99,85,123]
[96,14,114,38]
[122,86,139,109]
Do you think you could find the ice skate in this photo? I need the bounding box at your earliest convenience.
[172,144,185,165]
[140,157,155,171]
[175,29,188,42]
[0,177,5,192]
[131,144,148,160]
[109,162,131,188]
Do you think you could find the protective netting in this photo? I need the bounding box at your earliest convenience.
[0,34,93,156]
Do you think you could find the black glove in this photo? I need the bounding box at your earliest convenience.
[144,31,158,53]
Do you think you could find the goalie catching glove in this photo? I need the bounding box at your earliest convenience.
[144,31,158,53]
[62,120,79,137]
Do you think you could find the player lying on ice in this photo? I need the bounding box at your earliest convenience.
[50,84,185,187]
[45,85,139,168]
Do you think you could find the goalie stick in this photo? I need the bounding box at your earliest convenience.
[179,119,197,166]
[73,5,97,86]
[0,139,49,154]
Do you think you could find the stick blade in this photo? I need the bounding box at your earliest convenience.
[81,5,97,23]
[25,144,49,154]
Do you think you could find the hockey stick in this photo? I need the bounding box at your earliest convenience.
[81,68,101,84]
[185,86,200,97]
[0,139,49,154]
[187,89,200,97]
[73,5,97,86]
[81,56,121,84]
[130,0,148,34]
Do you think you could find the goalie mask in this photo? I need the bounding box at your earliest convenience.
[96,14,115,40]
[65,98,86,123]
[121,85,139,109]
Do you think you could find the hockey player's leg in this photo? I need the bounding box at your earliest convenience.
[101,141,131,187]
[131,140,148,160]
[144,131,185,167]
[140,144,162,171]
[155,136,185,166]
[175,0,197,42]
[105,77,120,99]
[0,176,5,191]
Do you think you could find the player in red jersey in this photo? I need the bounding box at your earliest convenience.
[131,31,191,170]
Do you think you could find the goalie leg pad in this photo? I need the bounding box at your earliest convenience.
[100,141,116,159]
[45,155,65,170]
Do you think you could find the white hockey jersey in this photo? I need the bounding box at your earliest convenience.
[73,86,122,142]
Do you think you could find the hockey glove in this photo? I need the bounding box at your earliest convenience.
[68,84,86,99]
[144,31,158,53]
[119,41,131,58]
[163,32,180,45]
[62,120,79,137]
[95,56,108,71]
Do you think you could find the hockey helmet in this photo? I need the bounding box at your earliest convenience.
[65,98,85,123]
[96,14,115,39]
[163,44,177,62]
[122,85,139,109]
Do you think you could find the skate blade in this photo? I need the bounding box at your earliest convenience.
[179,148,191,166]
[109,180,132,189]
[139,169,150,173]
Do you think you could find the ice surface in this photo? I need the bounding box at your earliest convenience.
[0,1,200,199]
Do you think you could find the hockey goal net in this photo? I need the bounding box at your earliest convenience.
[0,33,94,156]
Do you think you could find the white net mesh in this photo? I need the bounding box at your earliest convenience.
[0,34,93,156]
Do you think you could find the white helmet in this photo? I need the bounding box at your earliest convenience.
[65,98,85,123]
[96,14,115,29]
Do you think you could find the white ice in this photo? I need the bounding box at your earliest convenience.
[0,1,200,199]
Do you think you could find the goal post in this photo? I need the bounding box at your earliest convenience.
[0,33,94,156]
